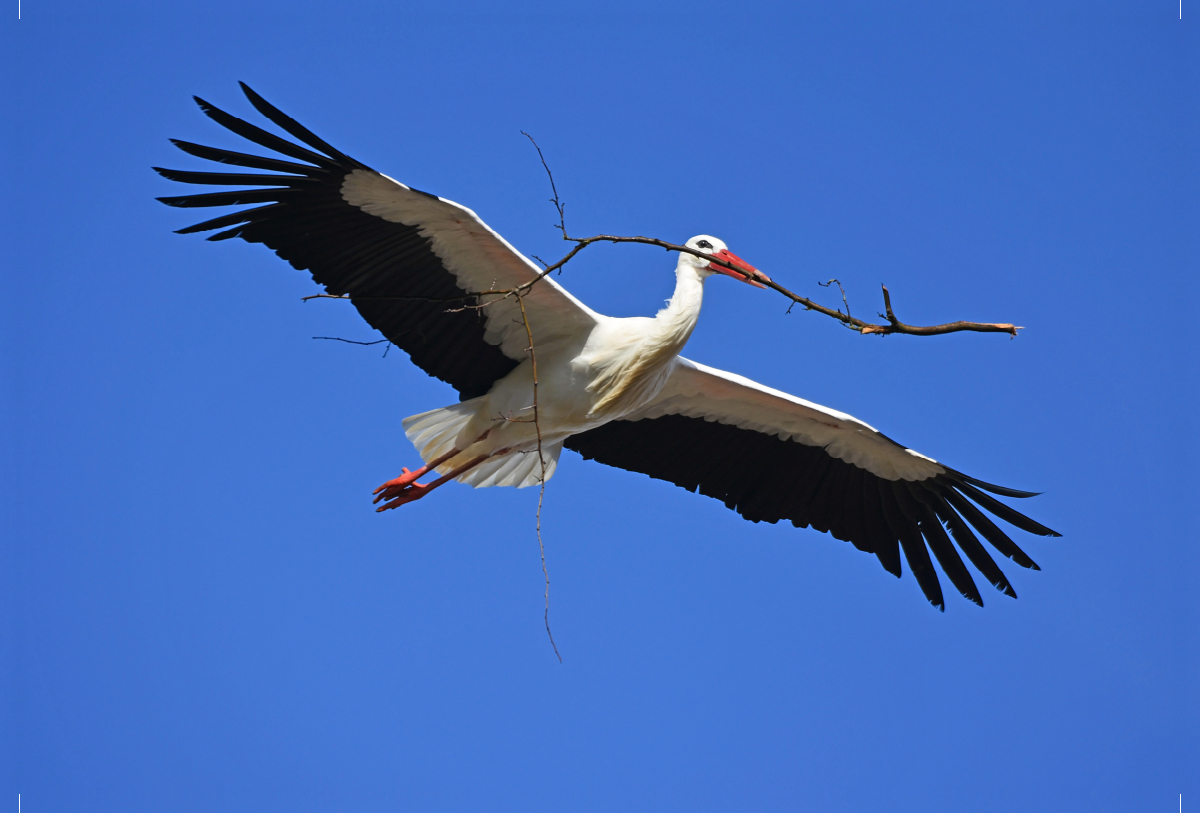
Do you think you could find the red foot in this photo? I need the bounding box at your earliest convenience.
[374,481,432,512]
[373,467,438,511]
[371,451,485,514]
[374,467,423,498]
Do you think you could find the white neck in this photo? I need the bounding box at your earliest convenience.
[583,258,710,416]
[652,260,708,352]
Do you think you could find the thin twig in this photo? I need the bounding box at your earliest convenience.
[312,336,388,346]
[303,292,480,305]
[312,336,393,357]
[516,291,560,663]
[817,278,856,332]
[522,132,567,238]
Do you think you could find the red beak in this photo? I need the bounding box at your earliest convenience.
[708,249,770,288]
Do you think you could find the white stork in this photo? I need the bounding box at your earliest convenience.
[156,83,1059,610]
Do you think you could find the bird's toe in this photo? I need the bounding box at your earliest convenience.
[375,483,429,512]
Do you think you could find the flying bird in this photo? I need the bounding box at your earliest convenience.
[156,83,1059,610]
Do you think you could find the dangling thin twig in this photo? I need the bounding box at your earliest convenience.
[516,291,561,663]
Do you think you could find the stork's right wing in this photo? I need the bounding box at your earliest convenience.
[565,358,1060,610]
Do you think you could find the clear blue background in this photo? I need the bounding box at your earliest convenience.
[3,2,1196,810]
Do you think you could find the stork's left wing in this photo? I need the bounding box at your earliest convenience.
[565,358,1059,609]
[155,83,599,401]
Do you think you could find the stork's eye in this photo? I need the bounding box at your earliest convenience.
[697,240,713,249]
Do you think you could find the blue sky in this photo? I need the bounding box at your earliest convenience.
[2,2,1196,811]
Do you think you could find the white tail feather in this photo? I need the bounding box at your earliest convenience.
[458,442,563,489]
[401,399,480,467]
[401,399,562,488]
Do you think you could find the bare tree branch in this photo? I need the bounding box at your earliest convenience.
[303,137,1022,340]
[509,136,1023,339]
[539,233,1021,338]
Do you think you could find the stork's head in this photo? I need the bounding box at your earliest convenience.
[682,235,770,288]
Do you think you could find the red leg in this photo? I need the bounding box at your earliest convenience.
[372,428,495,507]
[373,448,460,503]
[374,455,489,512]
